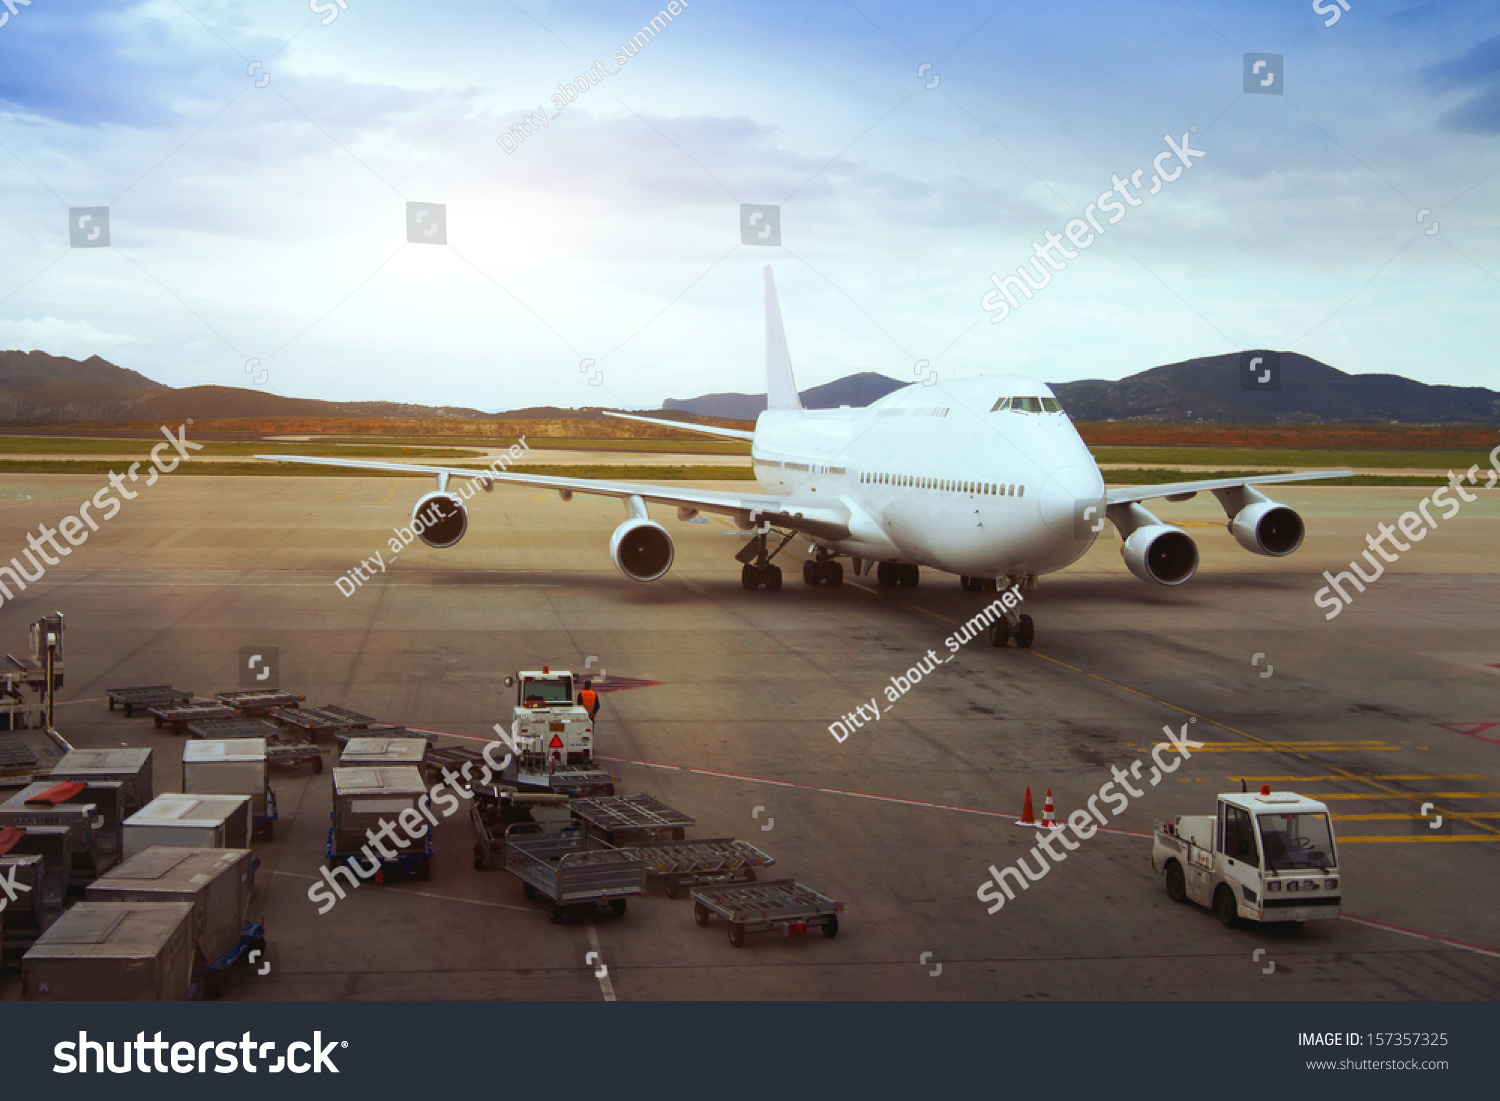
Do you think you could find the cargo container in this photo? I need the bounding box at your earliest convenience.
[340,736,428,776]
[23,901,195,1001]
[0,833,66,961]
[124,794,251,857]
[48,747,154,817]
[182,739,276,839]
[0,781,110,882]
[88,847,255,968]
[330,766,431,879]
[3,825,73,910]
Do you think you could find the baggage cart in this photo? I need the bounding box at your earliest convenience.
[105,686,191,718]
[147,702,237,731]
[274,704,381,740]
[182,739,276,840]
[570,792,695,848]
[186,717,280,742]
[266,735,324,774]
[691,879,843,947]
[215,689,305,714]
[23,900,195,1000]
[470,784,570,869]
[47,747,153,817]
[638,837,775,898]
[503,821,642,923]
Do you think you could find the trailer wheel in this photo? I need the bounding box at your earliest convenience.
[123,704,133,718]
[473,845,485,871]
[154,716,163,728]
[1164,861,1186,903]
[312,756,324,774]
[523,882,537,900]
[728,922,746,947]
[108,699,115,711]
[1214,885,1238,929]
[822,915,839,939]
[260,820,274,842]
[609,899,627,918]
[694,902,710,927]
[548,902,564,924]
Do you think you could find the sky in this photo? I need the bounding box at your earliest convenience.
[0,0,1496,412]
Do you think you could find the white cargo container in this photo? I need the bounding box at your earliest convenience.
[340,736,429,772]
[88,846,255,969]
[49,747,155,817]
[182,739,269,818]
[23,901,195,1001]
[124,794,251,857]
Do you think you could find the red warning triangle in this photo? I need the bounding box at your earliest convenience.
[548,734,564,749]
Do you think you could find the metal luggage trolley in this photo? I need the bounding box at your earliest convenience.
[147,702,237,732]
[691,879,844,947]
[470,784,570,869]
[184,717,281,742]
[273,705,385,742]
[215,690,306,715]
[637,838,775,898]
[265,734,324,774]
[106,686,191,718]
[503,821,643,924]
[569,793,695,848]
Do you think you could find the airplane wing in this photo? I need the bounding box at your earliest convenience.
[253,454,853,540]
[1105,470,1353,506]
[600,410,755,441]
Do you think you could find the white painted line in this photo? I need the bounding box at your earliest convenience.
[586,922,617,1002]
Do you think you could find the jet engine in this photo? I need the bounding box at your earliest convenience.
[411,491,467,549]
[609,518,675,582]
[1228,500,1304,557]
[1121,524,1198,586]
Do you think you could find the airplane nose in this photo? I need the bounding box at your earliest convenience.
[1039,464,1107,538]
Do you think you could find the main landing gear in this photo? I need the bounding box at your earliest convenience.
[876,563,919,588]
[737,528,797,591]
[801,549,844,588]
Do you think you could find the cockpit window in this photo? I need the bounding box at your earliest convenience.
[989,397,1011,412]
[1013,397,1043,413]
[1041,397,1063,413]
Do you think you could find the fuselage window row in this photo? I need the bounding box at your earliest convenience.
[855,472,1024,497]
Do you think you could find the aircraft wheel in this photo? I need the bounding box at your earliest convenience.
[989,620,1010,647]
[741,564,762,590]
[899,565,920,588]
[824,561,843,587]
[1015,615,1035,649]
[802,560,822,586]
[876,562,899,587]
[765,565,782,591]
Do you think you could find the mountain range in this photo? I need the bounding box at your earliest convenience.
[1,349,1494,425]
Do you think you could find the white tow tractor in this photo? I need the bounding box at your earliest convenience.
[504,668,594,769]
[1152,786,1342,927]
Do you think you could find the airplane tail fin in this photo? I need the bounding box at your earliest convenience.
[763,266,802,411]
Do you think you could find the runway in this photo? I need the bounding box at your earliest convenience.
[0,473,1496,1000]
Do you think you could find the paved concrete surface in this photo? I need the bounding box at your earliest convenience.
[0,473,1495,1001]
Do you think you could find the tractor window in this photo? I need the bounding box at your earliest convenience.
[1220,804,1259,865]
[1258,813,1336,871]
[521,677,573,706]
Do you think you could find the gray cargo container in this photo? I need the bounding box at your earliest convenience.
[88,846,254,968]
[23,901,195,1000]
[340,736,429,774]
[124,794,251,857]
[0,782,109,881]
[3,826,72,911]
[332,766,428,854]
[0,850,64,960]
[182,739,270,817]
[48,747,154,817]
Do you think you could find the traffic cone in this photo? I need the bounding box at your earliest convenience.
[1015,786,1038,828]
[1039,790,1060,830]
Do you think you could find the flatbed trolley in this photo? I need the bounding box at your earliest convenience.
[215,690,305,714]
[147,702,236,731]
[106,686,191,718]
[184,717,281,742]
[570,792,695,848]
[470,783,569,869]
[192,920,266,1000]
[266,736,324,773]
[273,704,382,740]
[503,822,642,924]
[691,879,843,947]
[638,837,775,898]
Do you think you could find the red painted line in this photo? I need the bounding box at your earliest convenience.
[1341,914,1500,960]
[593,754,1155,840]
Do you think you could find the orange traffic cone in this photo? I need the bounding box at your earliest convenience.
[1015,786,1038,828]
[1039,789,1060,830]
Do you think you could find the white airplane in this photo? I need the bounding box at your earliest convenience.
[259,268,1349,648]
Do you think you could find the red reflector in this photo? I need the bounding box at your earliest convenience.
[786,921,807,937]
[0,826,24,855]
[548,734,564,749]
[26,781,86,806]
[1261,784,1271,796]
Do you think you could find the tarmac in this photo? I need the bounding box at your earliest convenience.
[0,472,1495,1000]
